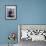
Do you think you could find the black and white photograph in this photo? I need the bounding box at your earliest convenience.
[5,5,16,20]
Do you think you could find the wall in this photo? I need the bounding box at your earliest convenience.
[0,0,46,44]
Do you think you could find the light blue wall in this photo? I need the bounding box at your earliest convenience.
[0,0,46,44]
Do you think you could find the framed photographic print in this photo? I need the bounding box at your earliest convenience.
[5,5,16,20]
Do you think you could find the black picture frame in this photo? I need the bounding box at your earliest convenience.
[5,5,17,20]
